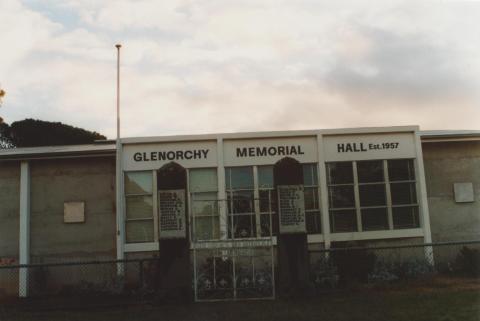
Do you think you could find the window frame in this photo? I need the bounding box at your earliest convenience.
[124,170,155,244]
[327,158,420,233]
[188,167,220,242]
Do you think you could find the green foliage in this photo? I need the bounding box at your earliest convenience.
[0,118,106,148]
[454,246,480,277]
[331,248,376,284]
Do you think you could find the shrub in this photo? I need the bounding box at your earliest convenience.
[454,246,480,277]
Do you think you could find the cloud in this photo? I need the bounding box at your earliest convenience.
[0,0,479,139]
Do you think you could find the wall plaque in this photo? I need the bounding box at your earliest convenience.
[277,185,306,234]
[158,189,186,238]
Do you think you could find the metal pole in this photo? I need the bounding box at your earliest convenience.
[115,44,125,275]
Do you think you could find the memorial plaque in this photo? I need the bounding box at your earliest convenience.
[158,189,186,238]
[277,185,306,234]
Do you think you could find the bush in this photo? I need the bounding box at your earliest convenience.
[454,246,480,277]
[331,248,376,284]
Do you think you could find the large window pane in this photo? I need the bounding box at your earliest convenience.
[330,210,357,232]
[328,185,355,208]
[306,211,321,234]
[258,166,273,189]
[327,162,353,184]
[388,159,415,181]
[260,213,278,236]
[361,208,388,231]
[391,182,417,205]
[228,191,254,214]
[359,184,386,207]
[126,195,153,219]
[304,187,318,210]
[194,216,220,240]
[125,172,152,194]
[259,190,276,213]
[393,206,419,229]
[357,160,384,183]
[189,168,217,192]
[229,214,256,238]
[226,167,254,190]
[191,192,218,216]
[126,220,154,243]
[303,164,318,186]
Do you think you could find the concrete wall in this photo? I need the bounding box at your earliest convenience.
[0,161,20,258]
[0,161,20,297]
[422,141,480,243]
[29,157,116,262]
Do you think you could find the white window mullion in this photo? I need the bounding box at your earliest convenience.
[352,161,362,232]
[253,166,261,237]
[152,169,159,240]
[383,160,394,230]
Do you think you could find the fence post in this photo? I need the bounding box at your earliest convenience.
[139,260,144,288]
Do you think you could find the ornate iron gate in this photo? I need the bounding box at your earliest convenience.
[191,196,275,301]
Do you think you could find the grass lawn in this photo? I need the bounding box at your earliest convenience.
[1,278,479,321]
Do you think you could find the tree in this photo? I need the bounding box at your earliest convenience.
[0,117,14,149]
[0,119,106,148]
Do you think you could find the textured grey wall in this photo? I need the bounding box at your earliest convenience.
[29,157,116,262]
[0,161,20,258]
[423,141,480,242]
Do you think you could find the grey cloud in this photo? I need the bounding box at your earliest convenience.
[324,26,475,106]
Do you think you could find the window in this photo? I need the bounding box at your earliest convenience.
[125,171,154,243]
[303,164,321,233]
[258,166,277,236]
[326,159,419,233]
[327,162,357,232]
[357,160,388,231]
[190,168,219,241]
[226,164,322,238]
[226,167,256,238]
[388,159,419,229]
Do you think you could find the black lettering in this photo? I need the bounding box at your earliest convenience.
[290,145,298,155]
[278,146,285,155]
[346,144,353,152]
[150,152,157,161]
[176,150,184,160]
[360,143,367,152]
[268,147,277,156]
[158,151,166,160]
[193,150,202,159]
[257,147,267,156]
[133,152,142,161]
[184,150,193,159]
[237,148,247,157]
[298,145,305,155]
[249,147,255,157]
[142,152,150,161]
[167,151,176,160]
[337,144,345,153]
[202,149,209,158]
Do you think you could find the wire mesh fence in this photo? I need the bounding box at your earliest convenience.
[309,240,480,291]
[0,240,478,302]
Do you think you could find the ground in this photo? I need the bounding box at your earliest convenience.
[1,277,479,321]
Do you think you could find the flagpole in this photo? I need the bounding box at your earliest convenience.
[115,44,125,269]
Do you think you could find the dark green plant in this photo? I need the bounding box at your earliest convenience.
[454,246,480,277]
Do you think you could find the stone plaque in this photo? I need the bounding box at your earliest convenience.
[277,185,306,234]
[158,189,186,238]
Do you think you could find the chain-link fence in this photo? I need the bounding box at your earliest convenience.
[309,240,480,291]
[0,240,479,302]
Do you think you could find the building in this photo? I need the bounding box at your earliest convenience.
[0,126,479,300]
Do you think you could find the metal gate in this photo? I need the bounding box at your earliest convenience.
[191,196,275,301]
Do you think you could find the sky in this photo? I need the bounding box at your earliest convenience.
[0,0,479,139]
